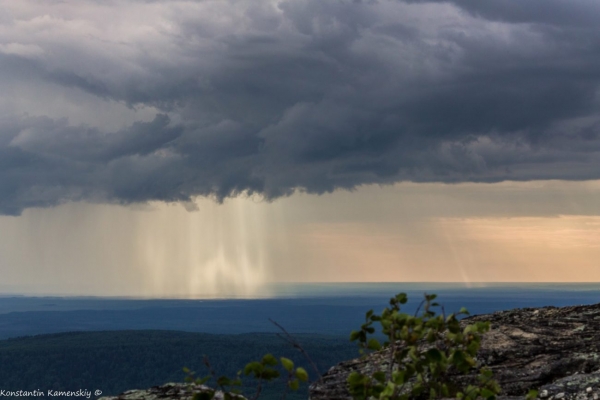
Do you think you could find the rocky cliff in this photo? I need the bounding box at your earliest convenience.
[309,302,600,400]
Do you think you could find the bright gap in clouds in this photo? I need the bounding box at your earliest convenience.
[0,180,599,298]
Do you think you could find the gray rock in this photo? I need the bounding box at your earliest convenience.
[99,382,247,400]
[309,303,600,400]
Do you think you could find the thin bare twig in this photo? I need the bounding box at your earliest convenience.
[279,370,292,400]
[269,318,322,382]
[203,355,218,383]
[414,297,427,318]
[388,324,395,382]
[251,378,263,400]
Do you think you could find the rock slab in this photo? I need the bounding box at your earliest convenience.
[99,382,247,400]
[308,302,600,400]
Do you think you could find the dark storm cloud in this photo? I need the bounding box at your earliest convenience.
[2,0,600,214]
[9,114,182,162]
[418,0,600,27]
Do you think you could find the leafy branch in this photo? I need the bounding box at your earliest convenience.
[184,344,309,400]
[347,292,501,400]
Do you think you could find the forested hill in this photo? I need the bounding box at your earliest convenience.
[0,330,357,400]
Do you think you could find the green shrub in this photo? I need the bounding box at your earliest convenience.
[184,353,309,400]
[185,292,510,400]
[347,293,500,400]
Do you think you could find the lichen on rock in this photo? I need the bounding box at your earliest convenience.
[308,303,600,400]
[98,382,247,400]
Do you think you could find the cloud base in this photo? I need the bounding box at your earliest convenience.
[2,0,600,214]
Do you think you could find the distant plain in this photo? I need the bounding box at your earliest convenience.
[0,283,598,339]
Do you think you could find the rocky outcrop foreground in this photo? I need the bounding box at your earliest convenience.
[309,302,600,400]
[99,383,247,400]
[101,302,600,400]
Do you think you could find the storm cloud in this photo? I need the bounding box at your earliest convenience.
[1,0,600,214]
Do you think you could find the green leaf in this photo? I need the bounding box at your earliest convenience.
[480,368,493,378]
[467,340,480,355]
[295,367,309,382]
[367,338,381,351]
[395,293,408,304]
[425,294,437,301]
[392,370,406,384]
[425,348,443,362]
[459,306,470,315]
[280,357,294,372]
[526,389,539,400]
[381,382,396,397]
[216,376,231,386]
[411,382,423,395]
[195,376,210,385]
[261,368,280,380]
[373,371,386,383]
[289,379,300,391]
[261,353,278,366]
[243,361,262,376]
[347,372,364,385]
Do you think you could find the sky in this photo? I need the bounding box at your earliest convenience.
[1,0,600,297]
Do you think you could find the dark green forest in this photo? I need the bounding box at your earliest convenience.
[0,330,358,399]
